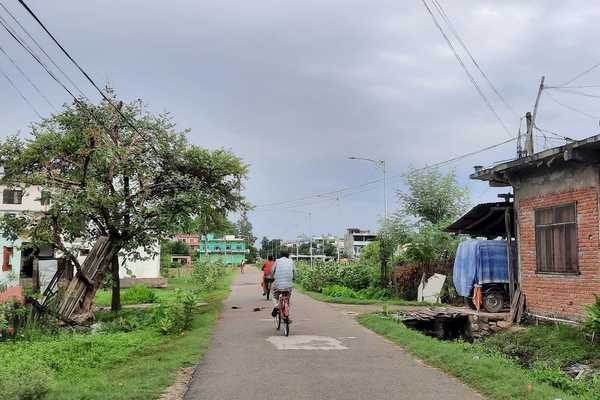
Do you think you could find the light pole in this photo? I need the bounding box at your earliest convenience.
[348,156,387,219]
[293,211,312,267]
[318,195,340,264]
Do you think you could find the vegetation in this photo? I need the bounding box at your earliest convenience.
[0,266,235,399]
[0,90,250,315]
[358,311,600,400]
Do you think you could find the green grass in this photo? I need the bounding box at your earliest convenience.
[357,313,590,400]
[0,268,236,400]
[297,286,435,306]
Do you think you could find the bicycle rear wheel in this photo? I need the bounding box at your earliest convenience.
[274,314,281,330]
[266,285,270,300]
[284,317,289,336]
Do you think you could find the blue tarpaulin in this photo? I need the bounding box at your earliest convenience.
[453,240,516,297]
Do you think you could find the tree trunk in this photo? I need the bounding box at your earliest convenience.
[111,255,121,311]
[70,241,121,322]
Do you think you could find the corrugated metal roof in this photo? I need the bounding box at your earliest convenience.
[445,202,514,238]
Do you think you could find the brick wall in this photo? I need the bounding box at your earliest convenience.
[519,187,600,319]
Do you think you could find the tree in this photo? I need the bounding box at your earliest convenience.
[235,215,256,243]
[0,92,250,318]
[396,165,470,226]
[169,240,190,255]
[381,166,470,291]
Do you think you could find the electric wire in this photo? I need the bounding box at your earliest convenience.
[0,2,89,101]
[430,0,521,120]
[0,42,57,111]
[543,90,600,120]
[421,0,515,140]
[0,65,41,117]
[254,138,516,212]
[17,0,155,149]
[555,61,600,87]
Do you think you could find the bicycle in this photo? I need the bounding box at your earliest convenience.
[274,289,291,336]
[266,279,272,301]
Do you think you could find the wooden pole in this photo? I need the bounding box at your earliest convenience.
[525,76,545,156]
[505,207,515,303]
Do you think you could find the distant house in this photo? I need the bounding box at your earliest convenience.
[0,168,161,292]
[198,233,247,265]
[174,234,200,251]
[471,134,600,320]
[344,228,377,260]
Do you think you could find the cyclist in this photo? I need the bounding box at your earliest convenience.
[267,249,297,322]
[261,255,275,296]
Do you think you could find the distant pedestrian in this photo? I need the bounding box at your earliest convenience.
[240,260,246,274]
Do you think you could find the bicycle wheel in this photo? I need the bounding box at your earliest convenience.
[274,313,281,330]
[284,317,289,336]
[266,285,270,301]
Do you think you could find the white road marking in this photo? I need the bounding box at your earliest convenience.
[267,335,349,350]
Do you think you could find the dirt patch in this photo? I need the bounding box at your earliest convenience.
[157,365,196,400]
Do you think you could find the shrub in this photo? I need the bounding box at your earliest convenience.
[336,260,379,291]
[146,289,199,334]
[0,362,54,400]
[121,284,157,305]
[582,293,600,333]
[191,258,227,290]
[295,260,338,292]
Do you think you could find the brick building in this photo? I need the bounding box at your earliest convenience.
[471,134,600,320]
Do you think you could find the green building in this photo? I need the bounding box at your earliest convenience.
[198,234,247,265]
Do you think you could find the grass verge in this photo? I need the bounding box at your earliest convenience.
[297,286,434,306]
[357,313,576,400]
[0,270,235,400]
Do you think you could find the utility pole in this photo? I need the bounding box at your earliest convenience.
[525,76,545,156]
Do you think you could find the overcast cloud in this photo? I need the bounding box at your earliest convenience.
[2,1,600,244]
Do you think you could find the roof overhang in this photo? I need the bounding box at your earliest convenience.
[471,134,600,187]
[445,202,514,238]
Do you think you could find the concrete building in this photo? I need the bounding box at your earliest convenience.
[344,228,377,260]
[174,234,200,251]
[198,233,247,265]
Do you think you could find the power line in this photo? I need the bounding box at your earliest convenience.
[0,2,89,101]
[543,90,600,120]
[430,0,521,120]
[421,0,515,140]
[555,61,600,87]
[0,64,41,118]
[254,138,515,212]
[0,42,57,111]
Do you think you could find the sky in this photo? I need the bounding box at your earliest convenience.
[2,1,600,245]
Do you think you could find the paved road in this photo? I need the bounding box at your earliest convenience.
[184,266,484,400]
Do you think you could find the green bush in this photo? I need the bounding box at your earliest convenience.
[121,284,157,305]
[0,361,54,400]
[336,260,379,290]
[191,258,227,290]
[296,260,338,292]
[582,293,600,333]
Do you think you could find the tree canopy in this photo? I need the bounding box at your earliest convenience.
[0,92,250,315]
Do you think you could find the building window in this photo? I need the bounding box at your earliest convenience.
[535,203,578,273]
[3,190,22,204]
[236,245,242,250]
[40,190,51,205]
[226,245,231,251]
[214,245,221,251]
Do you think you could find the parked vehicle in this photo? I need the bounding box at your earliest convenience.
[453,240,517,313]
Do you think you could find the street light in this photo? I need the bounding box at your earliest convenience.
[293,211,312,267]
[318,195,340,264]
[348,156,387,219]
